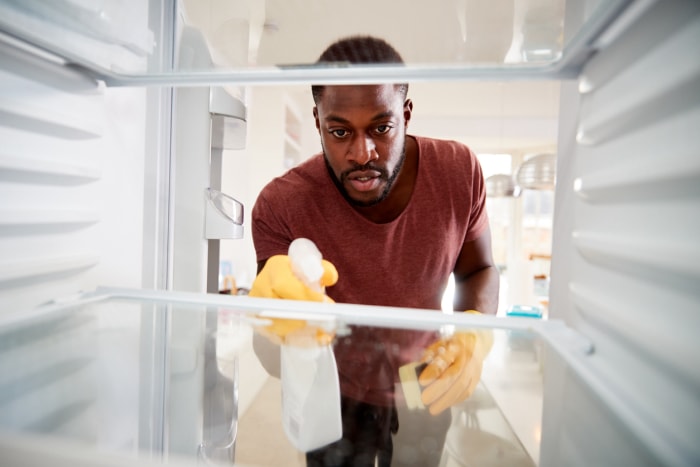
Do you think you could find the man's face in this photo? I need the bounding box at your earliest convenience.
[314,84,412,207]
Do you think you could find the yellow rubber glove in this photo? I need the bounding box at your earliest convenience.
[249,254,338,302]
[254,313,336,347]
[249,254,339,346]
[418,311,494,415]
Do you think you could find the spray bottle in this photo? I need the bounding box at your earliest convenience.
[280,238,342,452]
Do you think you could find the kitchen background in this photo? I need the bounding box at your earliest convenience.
[218,82,558,316]
[193,0,567,315]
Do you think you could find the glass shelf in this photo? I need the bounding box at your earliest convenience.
[0,0,637,86]
[0,287,559,466]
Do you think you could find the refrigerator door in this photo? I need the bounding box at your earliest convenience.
[0,288,550,466]
[544,1,700,466]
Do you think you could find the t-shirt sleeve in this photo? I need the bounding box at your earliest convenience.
[464,148,489,242]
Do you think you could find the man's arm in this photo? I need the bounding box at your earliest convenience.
[452,226,500,315]
[416,227,498,414]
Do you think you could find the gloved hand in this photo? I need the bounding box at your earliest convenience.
[418,311,494,415]
[249,254,338,302]
[249,254,339,347]
[254,313,336,347]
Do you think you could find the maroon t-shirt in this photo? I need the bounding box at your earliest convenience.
[252,135,488,405]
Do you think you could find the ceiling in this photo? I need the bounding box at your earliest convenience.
[181,0,567,155]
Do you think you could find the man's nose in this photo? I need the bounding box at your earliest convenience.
[349,135,378,166]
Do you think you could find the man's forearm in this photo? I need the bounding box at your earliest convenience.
[453,265,500,314]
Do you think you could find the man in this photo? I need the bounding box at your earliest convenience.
[249,36,499,466]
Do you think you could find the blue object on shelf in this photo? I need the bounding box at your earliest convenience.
[506,304,543,319]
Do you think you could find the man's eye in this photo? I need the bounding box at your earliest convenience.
[375,125,391,135]
[330,129,348,138]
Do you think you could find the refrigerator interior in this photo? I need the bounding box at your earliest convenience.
[0,0,699,466]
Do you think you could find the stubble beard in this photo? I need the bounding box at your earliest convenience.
[324,143,406,208]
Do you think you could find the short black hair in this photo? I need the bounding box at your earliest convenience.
[311,35,408,104]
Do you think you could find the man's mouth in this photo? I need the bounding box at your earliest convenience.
[347,170,382,192]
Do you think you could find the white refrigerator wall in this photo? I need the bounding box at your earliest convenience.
[0,46,151,313]
[0,41,164,457]
[545,1,700,466]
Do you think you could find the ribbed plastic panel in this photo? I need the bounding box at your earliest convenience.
[0,40,148,312]
[544,2,700,466]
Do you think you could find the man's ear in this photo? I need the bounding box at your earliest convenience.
[403,98,413,127]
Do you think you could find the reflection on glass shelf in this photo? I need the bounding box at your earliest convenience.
[0,291,544,466]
